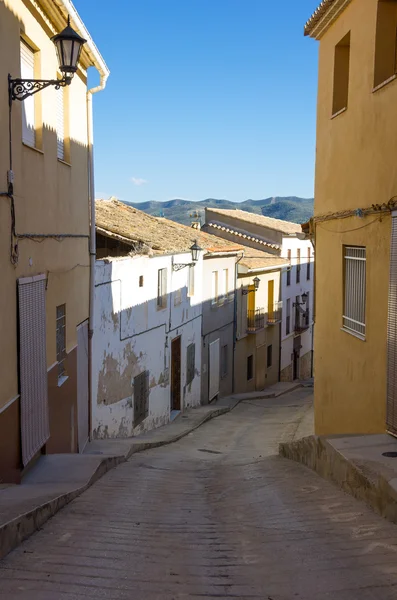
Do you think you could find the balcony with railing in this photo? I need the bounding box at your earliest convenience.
[267,301,282,325]
[247,308,265,333]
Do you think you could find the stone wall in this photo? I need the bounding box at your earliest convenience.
[280,363,293,382]
[300,350,312,380]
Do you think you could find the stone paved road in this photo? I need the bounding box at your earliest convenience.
[2,389,397,599]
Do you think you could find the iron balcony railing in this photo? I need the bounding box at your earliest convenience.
[267,301,282,325]
[247,308,265,333]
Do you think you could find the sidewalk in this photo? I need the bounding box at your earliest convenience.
[280,432,397,525]
[0,380,301,560]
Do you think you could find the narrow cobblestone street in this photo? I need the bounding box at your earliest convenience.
[2,389,397,599]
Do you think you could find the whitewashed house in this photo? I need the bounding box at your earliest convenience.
[92,199,242,438]
[204,208,314,382]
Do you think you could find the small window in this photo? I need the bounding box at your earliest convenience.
[56,85,65,160]
[296,248,301,284]
[157,268,167,308]
[221,344,228,378]
[332,32,351,115]
[247,354,253,381]
[286,298,291,335]
[20,40,36,147]
[186,343,195,385]
[134,370,149,427]
[343,246,366,338]
[188,265,195,297]
[56,304,67,380]
[139,275,144,287]
[267,345,273,368]
[307,247,311,280]
[211,271,218,305]
[374,0,397,88]
[287,250,291,286]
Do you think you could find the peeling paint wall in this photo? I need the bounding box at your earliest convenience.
[92,252,203,439]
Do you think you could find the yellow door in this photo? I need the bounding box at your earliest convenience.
[247,285,255,331]
[268,280,274,321]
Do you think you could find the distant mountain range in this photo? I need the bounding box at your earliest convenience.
[125,197,314,226]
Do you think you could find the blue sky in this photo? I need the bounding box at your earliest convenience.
[76,1,321,203]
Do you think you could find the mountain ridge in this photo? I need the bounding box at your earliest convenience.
[122,196,314,226]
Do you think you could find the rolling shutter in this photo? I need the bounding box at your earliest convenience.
[18,275,50,466]
[56,85,65,160]
[387,215,397,434]
[20,41,36,147]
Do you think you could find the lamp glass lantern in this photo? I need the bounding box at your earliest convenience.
[253,276,260,291]
[190,240,202,263]
[51,17,87,77]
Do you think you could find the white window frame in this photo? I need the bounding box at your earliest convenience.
[211,271,219,306]
[157,268,167,309]
[56,84,65,160]
[20,40,36,147]
[188,265,195,297]
[343,246,366,339]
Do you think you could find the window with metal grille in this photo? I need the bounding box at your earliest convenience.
[134,370,149,426]
[267,345,273,368]
[20,40,36,147]
[287,250,291,286]
[221,344,228,378]
[186,343,195,385]
[139,275,144,287]
[286,298,291,335]
[305,292,310,326]
[247,355,253,381]
[157,268,167,308]
[307,247,311,280]
[56,85,65,160]
[56,304,67,379]
[296,248,301,284]
[343,246,366,338]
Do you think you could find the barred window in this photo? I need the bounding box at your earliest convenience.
[343,246,366,338]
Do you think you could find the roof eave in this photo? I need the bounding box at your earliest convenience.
[304,0,353,40]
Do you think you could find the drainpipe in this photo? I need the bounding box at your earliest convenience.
[87,79,107,440]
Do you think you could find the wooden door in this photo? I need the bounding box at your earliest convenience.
[77,320,89,453]
[268,280,274,320]
[209,339,220,401]
[171,337,181,411]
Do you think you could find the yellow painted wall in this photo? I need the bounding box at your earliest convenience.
[234,269,281,392]
[0,0,91,410]
[313,0,396,434]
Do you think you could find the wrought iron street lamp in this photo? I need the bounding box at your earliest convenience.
[172,240,203,271]
[9,17,86,103]
[242,276,260,295]
[293,292,308,307]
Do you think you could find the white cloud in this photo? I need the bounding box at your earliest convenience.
[131,177,148,186]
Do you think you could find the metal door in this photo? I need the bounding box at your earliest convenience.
[209,339,220,402]
[18,274,50,466]
[171,337,181,411]
[77,320,89,452]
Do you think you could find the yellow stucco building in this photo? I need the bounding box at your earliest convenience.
[0,0,108,482]
[307,0,397,435]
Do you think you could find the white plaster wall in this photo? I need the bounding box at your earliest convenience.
[280,236,314,373]
[92,252,203,439]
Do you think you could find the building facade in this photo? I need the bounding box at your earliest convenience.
[0,0,108,483]
[93,199,242,436]
[204,208,314,385]
[306,0,397,435]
